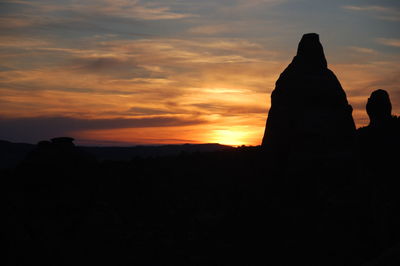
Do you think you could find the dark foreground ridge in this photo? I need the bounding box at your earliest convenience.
[0,140,232,168]
[2,34,400,266]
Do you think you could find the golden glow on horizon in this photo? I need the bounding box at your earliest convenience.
[74,124,264,146]
[208,129,250,146]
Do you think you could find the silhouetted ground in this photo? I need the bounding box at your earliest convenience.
[2,132,400,266]
[0,140,35,168]
[0,141,232,168]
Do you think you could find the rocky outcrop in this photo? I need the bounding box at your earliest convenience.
[366,89,393,127]
[262,33,355,157]
[357,90,400,251]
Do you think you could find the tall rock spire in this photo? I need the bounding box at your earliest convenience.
[294,33,327,69]
[262,33,355,157]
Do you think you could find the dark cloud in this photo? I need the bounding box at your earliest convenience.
[0,116,207,143]
[74,57,129,72]
[99,107,179,116]
[0,81,150,95]
[68,56,160,80]
[0,0,190,40]
[126,107,173,115]
[77,137,199,146]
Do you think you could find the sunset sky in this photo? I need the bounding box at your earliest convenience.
[0,0,399,146]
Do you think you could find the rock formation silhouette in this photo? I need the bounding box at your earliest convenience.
[357,90,400,251]
[262,33,356,159]
[23,137,93,166]
[366,89,393,127]
[357,89,399,162]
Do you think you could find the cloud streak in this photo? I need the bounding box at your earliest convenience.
[342,5,400,21]
[376,38,400,48]
[0,115,207,142]
[0,0,194,21]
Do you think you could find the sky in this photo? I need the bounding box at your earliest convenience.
[0,0,399,146]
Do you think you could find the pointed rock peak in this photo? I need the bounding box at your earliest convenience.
[294,33,327,69]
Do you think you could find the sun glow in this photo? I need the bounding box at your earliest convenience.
[209,129,250,146]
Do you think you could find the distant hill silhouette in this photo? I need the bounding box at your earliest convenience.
[0,139,233,168]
